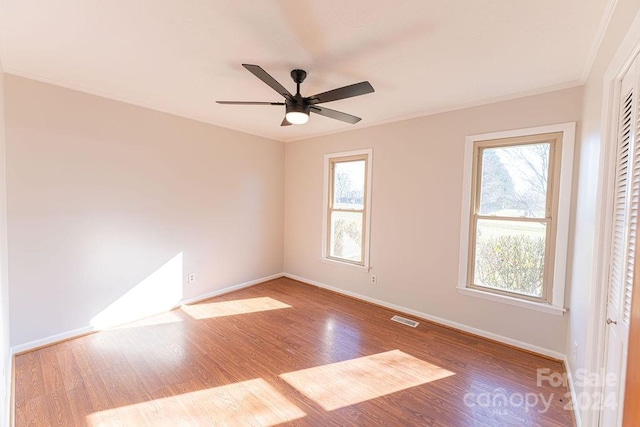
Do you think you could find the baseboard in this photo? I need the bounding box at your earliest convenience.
[563,356,582,427]
[11,271,564,361]
[10,325,94,355]
[283,273,565,361]
[11,272,285,355]
[179,273,283,306]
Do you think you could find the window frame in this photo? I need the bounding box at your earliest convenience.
[458,123,575,315]
[322,149,373,270]
[468,133,561,303]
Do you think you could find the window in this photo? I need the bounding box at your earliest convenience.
[322,149,373,268]
[458,124,575,314]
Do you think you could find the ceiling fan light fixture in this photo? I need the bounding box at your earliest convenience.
[285,103,310,125]
[285,111,309,125]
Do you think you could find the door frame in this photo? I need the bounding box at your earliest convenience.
[585,11,640,427]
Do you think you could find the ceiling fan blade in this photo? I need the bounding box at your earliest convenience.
[310,106,361,124]
[216,101,285,105]
[308,81,374,104]
[242,64,294,100]
[281,117,292,126]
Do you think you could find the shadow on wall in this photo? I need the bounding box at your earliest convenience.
[90,252,184,330]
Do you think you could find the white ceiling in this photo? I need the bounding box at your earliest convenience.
[0,0,611,142]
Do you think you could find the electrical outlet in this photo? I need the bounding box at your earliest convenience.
[188,273,196,284]
[370,275,377,285]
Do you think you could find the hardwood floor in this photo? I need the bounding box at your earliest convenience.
[14,277,575,426]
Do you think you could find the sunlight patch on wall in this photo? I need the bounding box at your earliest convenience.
[181,296,291,319]
[90,253,184,330]
[280,349,454,410]
[85,378,306,426]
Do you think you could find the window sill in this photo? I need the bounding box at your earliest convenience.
[457,287,566,316]
[320,257,370,272]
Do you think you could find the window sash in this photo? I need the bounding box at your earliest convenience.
[327,154,368,265]
[329,211,364,263]
[467,133,562,303]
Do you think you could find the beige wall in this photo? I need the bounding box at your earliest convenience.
[5,75,284,347]
[0,67,10,427]
[567,1,640,425]
[284,86,583,354]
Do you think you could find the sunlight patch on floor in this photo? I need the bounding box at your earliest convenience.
[85,378,306,426]
[111,310,184,330]
[90,253,184,330]
[181,296,291,319]
[280,349,454,410]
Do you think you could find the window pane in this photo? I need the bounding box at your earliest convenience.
[473,219,546,298]
[479,143,550,218]
[333,160,365,210]
[330,211,363,262]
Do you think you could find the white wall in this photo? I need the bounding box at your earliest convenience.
[284,87,582,355]
[0,66,11,427]
[5,75,285,347]
[567,0,640,425]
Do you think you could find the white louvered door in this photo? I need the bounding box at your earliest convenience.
[602,59,638,427]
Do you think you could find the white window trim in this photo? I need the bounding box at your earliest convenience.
[458,123,575,315]
[320,257,371,271]
[457,287,566,315]
[321,148,373,270]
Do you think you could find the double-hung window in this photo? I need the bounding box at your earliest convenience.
[459,124,574,314]
[322,149,372,268]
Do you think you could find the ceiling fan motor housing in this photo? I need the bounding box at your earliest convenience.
[286,100,310,115]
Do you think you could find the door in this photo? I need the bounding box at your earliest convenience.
[602,59,638,427]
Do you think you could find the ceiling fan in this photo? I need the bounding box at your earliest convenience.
[217,64,375,126]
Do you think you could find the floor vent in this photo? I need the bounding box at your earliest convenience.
[391,315,419,328]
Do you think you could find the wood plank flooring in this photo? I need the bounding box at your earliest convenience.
[14,277,575,426]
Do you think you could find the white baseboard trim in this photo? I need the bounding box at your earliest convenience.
[563,356,582,427]
[179,273,284,306]
[11,273,285,355]
[283,273,565,361]
[11,271,564,360]
[10,325,94,355]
